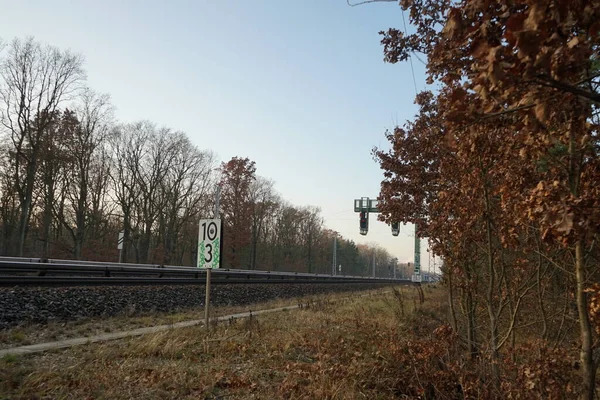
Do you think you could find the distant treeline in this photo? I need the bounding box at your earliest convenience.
[0,37,397,275]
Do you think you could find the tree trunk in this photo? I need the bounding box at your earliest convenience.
[163,226,174,265]
[576,240,596,400]
[250,222,258,270]
[536,248,548,340]
[74,178,88,260]
[73,212,84,260]
[17,161,37,257]
[139,229,150,264]
[466,282,478,360]
[135,212,152,264]
[307,241,312,273]
[481,162,499,383]
[485,231,499,383]
[461,260,478,360]
[17,194,32,257]
[446,264,459,337]
[565,120,596,399]
[42,199,52,258]
[121,210,131,263]
[42,163,55,259]
[1,209,16,256]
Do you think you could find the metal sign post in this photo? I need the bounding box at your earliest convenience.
[117,231,124,263]
[204,268,211,329]
[412,224,422,283]
[198,218,221,329]
[199,185,222,331]
[372,251,376,278]
[332,235,337,276]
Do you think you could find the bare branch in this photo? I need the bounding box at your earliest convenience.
[533,75,600,104]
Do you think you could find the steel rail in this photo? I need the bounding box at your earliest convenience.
[0,276,407,287]
[0,257,415,287]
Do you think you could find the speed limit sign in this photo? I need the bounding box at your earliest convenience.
[198,219,222,268]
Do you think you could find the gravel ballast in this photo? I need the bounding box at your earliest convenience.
[0,283,389,329]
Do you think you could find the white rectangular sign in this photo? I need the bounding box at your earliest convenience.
[198,219,221,269]
[117,231,124,250]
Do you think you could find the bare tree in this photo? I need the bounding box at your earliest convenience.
[86,145,114,254]
[133,126,178,264]
[109,122,144,263]
[38,110,73,257]
[60,89,113,259]
[157,133,215,265]
[0,141,19,254]
[248,177,277,270]
[273,203,304,271]
[0,37,85,255]
[299,206,323,273]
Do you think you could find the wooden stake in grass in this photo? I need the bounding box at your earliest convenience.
[205,267,211,331]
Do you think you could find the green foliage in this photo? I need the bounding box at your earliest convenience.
[1,354,18,364]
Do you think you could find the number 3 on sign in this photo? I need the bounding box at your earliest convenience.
[198,219,221,269]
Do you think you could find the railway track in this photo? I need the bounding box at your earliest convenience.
[0,257,415,287]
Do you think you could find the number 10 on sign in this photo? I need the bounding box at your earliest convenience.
[198,219,221,269]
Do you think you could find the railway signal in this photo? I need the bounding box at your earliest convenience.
[354,197,421,281]
[355,197,378,236]
[359,210,369,235]
[391,222,400,236]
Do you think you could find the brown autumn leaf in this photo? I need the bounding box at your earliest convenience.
[533,47,552,69]
[442,8,462,39]
[523,2,546,31]
[567,36,580,49]
[534,102,548,122]
[470,39,490,59]
[555,210,574,234]
[505,12,526,34]
[516,30,540,60]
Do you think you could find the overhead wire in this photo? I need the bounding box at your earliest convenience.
[401,9,419,95]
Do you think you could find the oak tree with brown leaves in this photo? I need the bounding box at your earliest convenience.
[375,0,600,397]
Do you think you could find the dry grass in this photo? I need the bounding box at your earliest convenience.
[0,285,432,399]
[0,289,386,350]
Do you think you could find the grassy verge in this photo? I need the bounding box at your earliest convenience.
[0,285,433,399]
[0,288,387,350]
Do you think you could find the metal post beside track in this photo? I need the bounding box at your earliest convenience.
[203,184,222,331]
[204,267,211,330]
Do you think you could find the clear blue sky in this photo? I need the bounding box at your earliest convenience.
[0,0,436,270]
